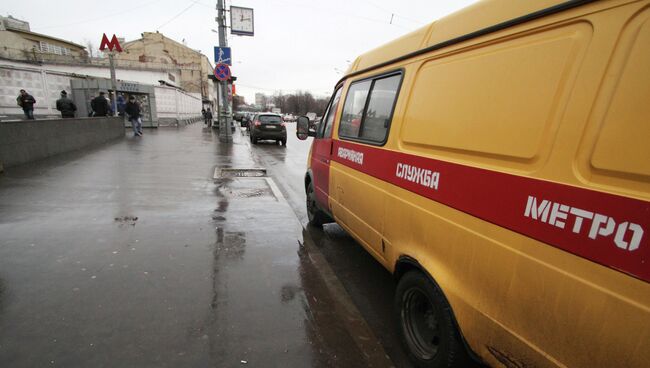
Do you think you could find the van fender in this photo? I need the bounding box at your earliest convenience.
[304,170,334,220]
[394,255,483,364]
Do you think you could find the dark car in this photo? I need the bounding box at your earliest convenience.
[250,113,286,145]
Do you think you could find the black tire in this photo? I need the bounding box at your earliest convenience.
[395,271,470,368]
[281,138,287,146]
[306,182,328,227]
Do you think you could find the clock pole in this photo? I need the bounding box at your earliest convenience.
[216,0,232,143]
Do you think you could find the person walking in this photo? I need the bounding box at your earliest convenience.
[205,107,213,127]
[16,89,36,120]
[125,95,143,136]
[56,90,77,118]
[91,91,110,117]
[116,94,126,116]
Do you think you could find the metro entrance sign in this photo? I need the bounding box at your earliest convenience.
[213,63,231,81]
[99,33,122,116]
[99,33,122,52]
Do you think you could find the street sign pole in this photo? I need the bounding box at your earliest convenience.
[108,52,118,116]
[216,0,232,143]
[100,34,122,117]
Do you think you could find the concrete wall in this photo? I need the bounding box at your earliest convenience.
[0,60,179,117]
[0,117,124,168]
[154,86,203,126]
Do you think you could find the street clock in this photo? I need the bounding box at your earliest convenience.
[230,6,254,36]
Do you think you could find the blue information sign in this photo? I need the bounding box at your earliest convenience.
[214,47,232,66]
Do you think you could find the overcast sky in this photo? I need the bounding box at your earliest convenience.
[5,0,478,103]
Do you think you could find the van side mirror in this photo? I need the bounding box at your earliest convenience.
[296,116,315,140]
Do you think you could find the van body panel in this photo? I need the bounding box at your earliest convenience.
[330,159,388,259]
[331,139,650,282]
[583,7,650,184]
[401,23,591,162]
[311,1,650,366]
[311,135,333,211]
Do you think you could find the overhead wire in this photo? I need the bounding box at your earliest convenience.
[358,0,426,26]
[156,0,200,31]
[33,0,160,31]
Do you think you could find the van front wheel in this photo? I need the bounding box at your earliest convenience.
[395,271,470,368]
[306,182,327,227]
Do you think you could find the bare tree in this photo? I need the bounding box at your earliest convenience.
[85,39,95,58]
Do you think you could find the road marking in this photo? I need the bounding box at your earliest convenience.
[265,177,285,201]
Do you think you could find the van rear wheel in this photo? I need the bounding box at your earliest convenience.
[395,271,470,368]
[306,182,327,227]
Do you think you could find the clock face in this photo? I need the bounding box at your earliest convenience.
[230,6,254,36]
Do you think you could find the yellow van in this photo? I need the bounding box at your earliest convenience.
[296,0,650,367]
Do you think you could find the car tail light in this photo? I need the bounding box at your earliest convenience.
[254,120,261,126]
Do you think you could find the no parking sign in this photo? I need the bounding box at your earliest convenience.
[214,63,231,81]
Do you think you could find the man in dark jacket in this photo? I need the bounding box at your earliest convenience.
[90,92,110,117]
[16,89,36,120]
[124,95,143,136]
[56,90,77,118]
[116,94,126,116]
[205,108,213,127]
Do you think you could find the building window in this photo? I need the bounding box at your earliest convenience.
[39,41,70,56]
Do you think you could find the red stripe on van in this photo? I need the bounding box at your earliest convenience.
[331,140,650,283]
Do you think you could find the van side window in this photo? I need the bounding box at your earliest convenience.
[362,75,401,141]
[339,80,372,138]
[339,72,401,144]
[319,87,342,138]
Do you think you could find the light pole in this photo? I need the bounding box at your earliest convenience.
[215,0,232,143]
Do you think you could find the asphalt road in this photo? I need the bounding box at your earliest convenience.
[0,124,388,367]
[0,121,482,367]
[245,122,416,368]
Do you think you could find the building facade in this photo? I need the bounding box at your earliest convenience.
[0,16,214,123]
[0,15,88,64]
[115,32,216,104]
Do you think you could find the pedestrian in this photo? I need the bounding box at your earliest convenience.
[205,107,213,127]
[116,94,126,116]
[16,89,36,120]
[107,92,115,116]
[90,91,110,117]
[125,95,143,137]
[56,90,77,118]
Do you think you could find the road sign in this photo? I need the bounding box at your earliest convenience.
[214,47,231,65]
[214,63,231,81]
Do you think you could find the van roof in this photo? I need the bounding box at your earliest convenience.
[344,0,588,78]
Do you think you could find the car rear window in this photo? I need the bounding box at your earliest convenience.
[259,115,282,123]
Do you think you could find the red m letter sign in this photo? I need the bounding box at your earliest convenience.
[99,33,122,52]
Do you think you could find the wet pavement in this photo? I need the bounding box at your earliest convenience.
[0,124,393,367]
[249,125,418,368]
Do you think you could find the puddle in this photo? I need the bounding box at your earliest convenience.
[114,216,138,227]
